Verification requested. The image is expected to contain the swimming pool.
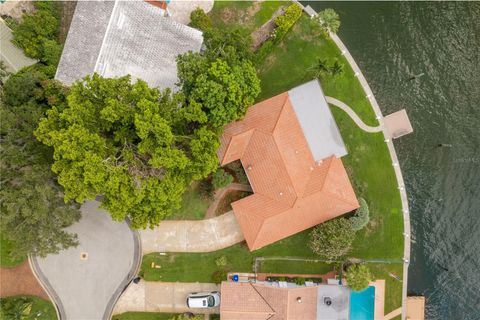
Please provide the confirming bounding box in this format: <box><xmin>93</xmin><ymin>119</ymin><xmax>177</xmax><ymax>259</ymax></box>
<box><xmin>349</xmin><ymin>286</ymin><xmax>375</xmax><ymax>320</ymax></box>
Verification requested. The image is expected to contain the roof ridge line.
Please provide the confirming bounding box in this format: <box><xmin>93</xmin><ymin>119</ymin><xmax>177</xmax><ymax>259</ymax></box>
<box><xmin>93</xmin><ymin>0</ymin><xmax>119</xmax><ymax>75</ymax></box>
<box><xmin>249</xmin><ymin>283</ymin><xmax>276</xmax><ymax>315</ymax></box>
<box><xmin>302</xmin><ymin>156</ymin><xmax>334</xmax><ymax>198</ymax></box>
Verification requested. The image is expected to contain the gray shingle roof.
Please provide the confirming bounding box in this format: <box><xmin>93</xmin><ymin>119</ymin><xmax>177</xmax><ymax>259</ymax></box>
<box><xmin>289</xmin><ymin>80</ymin><xmax>348</xmax><ymax>160</ymax></box>
<box><xmin>55</xmin><ymin>0</ymin><xmax>203</xmax><ymax>90</ymax></box>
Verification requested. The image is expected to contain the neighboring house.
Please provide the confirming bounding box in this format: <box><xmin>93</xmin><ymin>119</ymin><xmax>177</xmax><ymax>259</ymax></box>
<box><xmin>0</xmin><ymin>19</ymin><xmax>37</xmax><ymax>72</ymax></box>
<box><xmin>55</xmin><ymin>0</ymin><xmax>203</xmax><ymax>89</ymax></box>
<box><xmin>218</xmin><ymin>80</ymin><xmax>359</xmax><ymax>251</ymax></box>
<box><xmin>220</xmin><ymin>281</ymin><xmax>350</xmax><ymax>320</ymax></box>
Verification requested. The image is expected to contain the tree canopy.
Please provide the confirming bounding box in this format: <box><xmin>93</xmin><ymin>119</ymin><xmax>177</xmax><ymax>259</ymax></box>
<box><xmin>345</xmin><ymin>264</ymin><xmax>373</xmax><ymax>292</ymax></box>
<box><xmin>309</xmin><ymin>218</ymin><xmax>355</xmax><ymax>261</ymax></box>
<box><xmin>349</xmin><ymin>197</ymin><xmax>370</xmax><ymax>231</ymax></box>
<box><xmin>313</xmin><ymin>8</ymin><xmax>341</xmax><ymax>35</ymax></box>
<box><xmin>176</xmin><ymin>52</ymin><xmax>260</xmax><ymax>128</ymax></box>
<box><xmin>35</xmin><ymin>74</ymin><xmax>221</xmax><ymax>228</ymax></box>
<box><xmin>0</xmin><ymin>68</ymin><xmax>80</xmax><ymax>259</ymax></box>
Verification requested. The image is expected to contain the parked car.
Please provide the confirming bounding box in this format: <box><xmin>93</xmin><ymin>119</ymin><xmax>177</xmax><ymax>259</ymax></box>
<box><xmin>186</xmin><ymin>291</ymin><xmax>221</xmax><ymax>308</ymax></box>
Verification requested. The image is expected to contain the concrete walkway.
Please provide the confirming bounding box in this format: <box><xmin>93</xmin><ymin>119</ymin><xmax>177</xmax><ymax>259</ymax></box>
<box><xmin>32</xmin><ymin>201</ymin><xmax>140</xmax><ymax>320</ymax></box>
<box><xmin>325</xmin><ymin>96</ymin><xmax>382</xmax><ymax>133</ymax></box>
<box><xmin>384</xmin><ymin>307</ymin><xmax>402</xmax><ymax>320</ymax></box>
<box><xmin>113</xmin><ymin>281</ymin><xmax>220</xmax><ymax>315</ymax></box>
<box><xmin>140</xmin><ymin>211</ymin><xmax>244</xmax><ymax>254</ymax></box>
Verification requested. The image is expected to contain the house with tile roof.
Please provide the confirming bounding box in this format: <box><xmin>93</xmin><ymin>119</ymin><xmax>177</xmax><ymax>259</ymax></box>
<box><xmin>55</xmin><ymin>0</ymin><xmax>203</xmax><ymax>89</ymax></box>
<box><xmin>220</xmin><ymin>281</ymin><xmax>351</xmax><ymax>320</ymax></box>
<box><xmin>218</xmin><ymin>80</ymin><xmax>359</xmax><ymax>251</ymax></box>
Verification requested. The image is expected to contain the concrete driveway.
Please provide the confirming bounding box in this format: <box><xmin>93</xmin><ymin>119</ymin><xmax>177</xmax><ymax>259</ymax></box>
<box><xmin>113</xmin><ymin>281</ymin><xmax>220</xmax><ymax>315</ymax></box>
<box><xmin>140</xmin><ymin>211</ymin><xmax>244</xmax><ymax>254</ymax></box>
<box><xmin>33</xmin><ymin>201</ymin><xmax>140</xmax><ymax>320</ymax></box>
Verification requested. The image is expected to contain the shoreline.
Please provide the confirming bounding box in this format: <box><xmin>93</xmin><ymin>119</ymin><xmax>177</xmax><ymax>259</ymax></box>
<box><xmin>293</xmin><ymin>1</ymin><xmax>411</xmax><ymax>319</ymax></box>
<box><xmin>331</xmin><ymin>32</ymin><xmax>411</xmax><ymax>320</ymax></box>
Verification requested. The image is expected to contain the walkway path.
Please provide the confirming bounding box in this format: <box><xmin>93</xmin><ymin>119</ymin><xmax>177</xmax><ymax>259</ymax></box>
<box><xmin>205</xmin><ymin>183</ymin><xmax>252</xmax><ymax>219</ymax></box>
<box><xmin>31</xmin><ymin>201</ymin><xmax>141</xmax><ymax>320</ymax></box>
<box><xmin>113</xmin><ymin>281</ymin><xmax>220</xmax><ymax>315</ymax></box>
<box><xmin>325</xmin><ymin>96</ymin><xmax>382</xmax><ymax>133</ymax></box>
<box><xmin>384</xmin><ymin>307</ymin><xmax>402</xmax><ymax>320</ymax></box>
<box><xmin>140</xmin><ymin>210</ymin><xmax>244</xmax><ymax>254</ymax></box>
<box><xmin>0</xmin><ymin>260</ymin><xmax>49</xmax><ymax>300</ymax></box>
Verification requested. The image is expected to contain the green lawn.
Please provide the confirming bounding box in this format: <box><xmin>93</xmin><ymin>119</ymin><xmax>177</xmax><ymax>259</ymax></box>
<box><xmin>0</xmin><ymin>236</ymin><xmax>26</xmax><ymax>267</ymax></box>
<box><xmin>209</xmin><ymin>0</ymin><xmax>287</xmax><ymax>33</ymax></box>
<box><xmin>0</xmin><ymin>296</ymin><xmax>56</xmax><ymax>320</ymax></box>
<box><xmin>112</xmin><ymin>312</ymin><xmax>176</xmax><ymax>320</ymax></box>
<box><xmin>166</xmin><ymin>182</ymin><xmax>211</xmax><ymax>220</ymax></box>
<box><xmin>141</xmin><ymin>2</ymin><xmax>404</xmax><ymax>314</ymax></box>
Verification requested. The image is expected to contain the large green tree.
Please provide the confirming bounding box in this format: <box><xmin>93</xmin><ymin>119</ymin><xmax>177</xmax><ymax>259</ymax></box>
<box><xmin>35</xmin><ymin>74</ymin><xmax>220</xmax><ymax>228</ymax></box>
<box><xmin>176</xmin><ymin>47</ymin><xmax>260</xmax><ymax>128</ymax></box>
<box><xmin>345</xmin><ymin>264</ymin><xmax>373</xmax><ymax>292</ymax></box>
<box><xmin>309</xmin><ymin>217</ymin><xmax>356</xmax><ymax>261</ymax></box>
<box><xmin>0</xmin><ymin>68</ymin><xmax>80</xmax><ymax>259</ymax></box>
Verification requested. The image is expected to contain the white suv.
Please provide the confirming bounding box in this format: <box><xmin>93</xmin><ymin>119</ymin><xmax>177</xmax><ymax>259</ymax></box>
<box><xmin>186</xmin><ymin>291</ymin><xmax>221</xmax><ymax>308</ymax></box>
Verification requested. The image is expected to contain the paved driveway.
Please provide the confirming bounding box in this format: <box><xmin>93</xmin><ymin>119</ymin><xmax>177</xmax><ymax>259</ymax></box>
<box><xmin>140</xmin><ymin>211</ymin><xmax>244</xmax><ymax>254</ymax></box>
<box><xmin>113</xmin><ymin>281</ymin><xmax>220</xmax><ymax>315</ymax></box>
<box><xmin>33</xmin><ymin>201</ymin><xmax>139</xmax><ymax>320</ymax></box>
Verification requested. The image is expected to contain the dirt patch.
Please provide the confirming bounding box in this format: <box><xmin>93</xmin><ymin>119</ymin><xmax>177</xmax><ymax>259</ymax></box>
<box><xmin>215</xmin><ymin>190</ymin><xmax>251</xmax><ymax>216</ymax></box>
<box><xmin>0</xmin><ymin>260</ymin><xmax>49</xmax><ymax>300</ymax></box>
<box><xmin>0</xmin><ymin>1</ymin><xmax>35</xmax><ymax>20</ymax></box>
<box><xmin>59</xmin><ymin>1</ymin><xmax>77</xmax><ymax>44</ymax></box>
<box><xmin>251</xmin><ymin>6</ymin><xmax>285</xmax><ymax>50</ymax></box>
<box><xmin>220</xmin><ymin>7</ymin><xmax>237</xmax><ymax>25</ymax></box>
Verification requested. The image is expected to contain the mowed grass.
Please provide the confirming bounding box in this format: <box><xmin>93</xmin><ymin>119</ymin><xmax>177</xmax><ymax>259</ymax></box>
<box><xmin>166</xmin><ymin>182</ymin><xmax>211</xmax><ymax>220</ymax></box>
<box><xmin>112</xmin><ymin>312</ymin><xmax>177</xmax><ymax>320</ymax></box>
<box><xmin>0</xmin><ymin>236</ymin><xmax>26</xmax><ymax>267</ymax></box>
<box><xmin>0</xmin><ymin>296</ymin><xmax>57</xmax><ymax>320</ymax></box>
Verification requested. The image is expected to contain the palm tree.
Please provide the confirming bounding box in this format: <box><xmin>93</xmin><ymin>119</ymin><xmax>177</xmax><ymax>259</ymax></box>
<box><xmin>308</xmin><ymin>58</ymin><xmax>330</xmax><ymax>79</ymax></box>
<box><xmin>315</xmin><ymin>8</ymin><xmax>341</xmax><ymax>34</ymax></box>
<box><xmin>329</xmin><ymin>60</ymin><xmax>344</xmax><ymax>77</ymax></box>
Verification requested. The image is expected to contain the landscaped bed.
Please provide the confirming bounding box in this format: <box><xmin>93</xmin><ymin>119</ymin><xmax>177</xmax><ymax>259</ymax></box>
<box><xmin>0</xmin><ymin>295</ymin><xmax>56</xmax><ymax>320</ymax></box>
<box><xmin>140</xmin><ymin>0</ymin><xmax>404</xmax><ymax>315</ymax></box>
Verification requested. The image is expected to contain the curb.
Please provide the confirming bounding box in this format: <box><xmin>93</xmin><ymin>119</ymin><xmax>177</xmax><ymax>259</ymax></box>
<box><xmin>29</xmin><ymin>255</ymin><xmax>66</xmax><ymax>320</ymax></box>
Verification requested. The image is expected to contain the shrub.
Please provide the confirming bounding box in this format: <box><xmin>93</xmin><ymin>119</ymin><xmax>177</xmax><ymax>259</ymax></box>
<box><xmin>11</xmin><ymin>1</ymin><xmax>60</xmax><ymax>61</ymax></box>
<box><xmin>345</xmin><ymin>264</ymin><xmax>372</xmax><ymax>292</ymax></box>
<box><xmin>294</xmin><ymin>277</ymin><xmax>306</xmax><ymax>286</ymax></box>
<box><xmin>273</xmin><ymin>3</ymin><xmax>302</xmax><ymax>42</ymax></box>
<box><xmin>190</xmin><ymin>7</ymin><xmax>212</xmax><ymax>31</ymax></box>
<box><xmin>309</xmin><ymin>218</ymin><xmax>355</xmax><ymax>261</ymax></box>
<box><xmin>211</xmin><ymin>270</ymin><xmax>228</xmax><ymax>284</ymax></box>
<box><xmin>349</xmin><ymin>198</ymin><xmax>370</xmax><ymax>231</ymax></box>
<box><xmin>215</xmin><ymin>255</ymin><xmax>228</xmax><ymax>267</ymax></box>
<box><xmin>212</xmin><ymin>169</ymin><xmax>234</xmax><ymax>189</ymax></box>
<box><xmin>225</xmin><ymin>161</ymin><xmax>249</xmax><ymax>184</ymax></box>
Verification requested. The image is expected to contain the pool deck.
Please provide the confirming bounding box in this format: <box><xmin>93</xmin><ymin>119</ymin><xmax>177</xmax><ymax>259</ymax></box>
<box><xmin>370</xmin><ymin>280</ymin><xmax>386</xmax><ymax>320</ymax></box>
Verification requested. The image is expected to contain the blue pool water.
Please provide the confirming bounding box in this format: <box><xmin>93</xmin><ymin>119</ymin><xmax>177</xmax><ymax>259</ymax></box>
<box><xmin>349</xmin><ymin>286</ymin><xmax>375</xmax><ymax>320</ymax></box>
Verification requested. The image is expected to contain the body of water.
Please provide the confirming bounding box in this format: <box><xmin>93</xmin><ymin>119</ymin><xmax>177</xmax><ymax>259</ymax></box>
<box><xmin>305</xmin><ymin>2</ymin><xmax>480</xmax><ymax>319</ymax></box>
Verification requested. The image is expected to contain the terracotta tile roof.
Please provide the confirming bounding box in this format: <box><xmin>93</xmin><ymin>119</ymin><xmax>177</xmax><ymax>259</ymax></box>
<box><xmin>220</xmin><ymin>282</ymin><xmax>318</xmax><ymax>320</ymax></box>
<box><xmin>218</xmin><ymin>87</ymin><xmax>359</xmax><ymax>251</ymax></box>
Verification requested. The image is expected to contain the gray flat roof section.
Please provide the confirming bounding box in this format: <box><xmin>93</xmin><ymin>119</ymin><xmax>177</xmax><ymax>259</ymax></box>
<box><xmin>316</xmin><ymin>285</ymin><xmax>350</xmax><ymax>320</ymax></box>
<box><xmin>55</xmin><ymin>0</ymin><xmax>203</xmax><ymax>90</ymax></box>
<box><xmin>289</xmin><ymin>80</ymin><xmax>348</xmax><ymax>160</ymax></box>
